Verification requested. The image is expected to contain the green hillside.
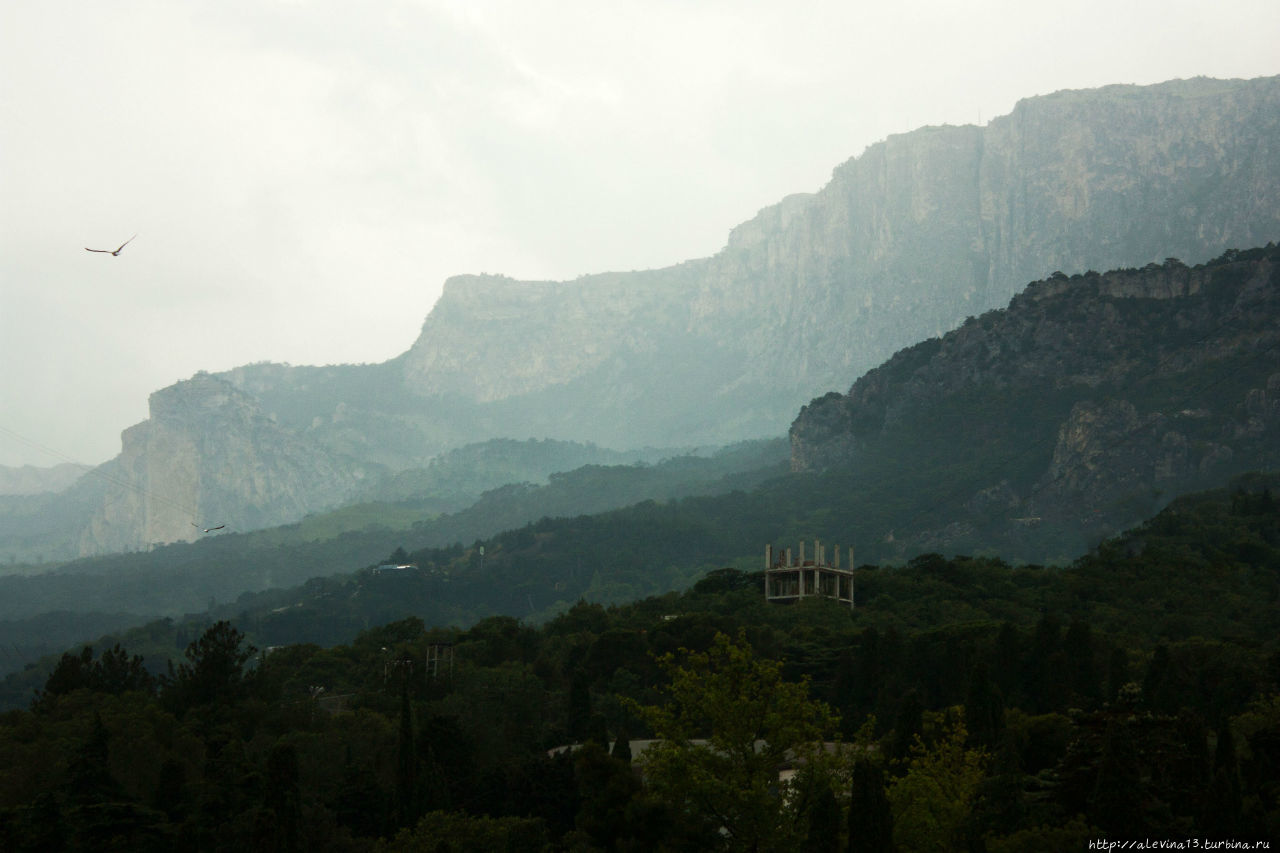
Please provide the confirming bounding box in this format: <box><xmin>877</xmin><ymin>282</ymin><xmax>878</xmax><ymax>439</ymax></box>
<box><xmin>1</xmin><ymin>473</ymin><xmax>1277</xmax><ymax>847</ymax></box>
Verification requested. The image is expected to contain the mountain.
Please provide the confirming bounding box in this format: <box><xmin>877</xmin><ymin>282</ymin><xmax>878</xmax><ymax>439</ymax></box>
<box><xmin>790</xmin><ymin>245</ymin><xmax>1280</xmax><ymax>557</ymax></box>
<box><xmin>17</xmin><ymin>74</ymin><xmax>1280</xmax><ymax>555</ymax></box>
<box><xmin>0</xmin><ymin>463</ymin><xmax>83</xmax><ymax>496</ymax></box>
<box><xmin>395</xmin><ymin>75</ymin><xmax>1280</xmax><ymax>442</ymax></box>
<box><xmin>0</xmin><ymin>438</ymin><xmax>788</xmax><ymax>676</ymax></box>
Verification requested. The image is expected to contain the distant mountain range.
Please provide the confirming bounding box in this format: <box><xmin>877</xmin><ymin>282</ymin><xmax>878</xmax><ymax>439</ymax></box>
<box><xmin>0</xmin><ymin>246</ymin><xmax>1276</xmax><ymax>685</ymax></box>
<box><xmin>0</xmin><ymin>464</ymin><xmax>83</xmax><ymax>496</ymax></box>
<box><xmin>6</xmin><ymin>74</ymin><xmax>1280</xmax><ymax>558</ymax></box>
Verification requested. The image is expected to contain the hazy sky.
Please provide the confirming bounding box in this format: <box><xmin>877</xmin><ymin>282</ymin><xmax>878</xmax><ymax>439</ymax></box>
<box><xmin>3</xmin><ymin>0</ymin><xmax>1279</xmax><ymax>468</ymax></box>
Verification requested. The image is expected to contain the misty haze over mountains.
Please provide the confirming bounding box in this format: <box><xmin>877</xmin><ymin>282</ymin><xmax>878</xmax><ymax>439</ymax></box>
<box><xmin>4</xmin><ymin>75</ymin><xmax>1280</xmax><ymax>561</ymax></box>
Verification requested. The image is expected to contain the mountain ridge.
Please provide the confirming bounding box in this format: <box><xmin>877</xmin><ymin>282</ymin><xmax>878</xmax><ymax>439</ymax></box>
<box><xmin>11</xmin><ymin>74</ymin><xmax>1280</xmax><ymax>556</ymax></box>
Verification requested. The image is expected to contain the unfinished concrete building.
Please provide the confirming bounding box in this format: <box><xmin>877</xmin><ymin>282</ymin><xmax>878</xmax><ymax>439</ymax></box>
<box><xmin>764</xmin><ymin>540</ymin><xmax>855</xmax><ymax>607</ymax></box>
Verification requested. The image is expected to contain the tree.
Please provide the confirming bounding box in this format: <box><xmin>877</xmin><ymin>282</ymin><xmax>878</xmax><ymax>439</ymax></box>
<box><xmin>573</xmin><ymin>741</ymin><xmax>640</xmax><ymax>850</ymax></box>
<box><xmin>965</xmin><ymin>661</ymin><xmax>1004</xmax><ymax>751</ymax></box>
<box><xmin>888</xmin><ymin>716</ymin><xmax>986</xmax><ymax>853</ymax></box>
<box><xmin>889</xmin><ymin>690</ymin><xmax>924</xmax><ymax>764</ymax></box>
<box><xmin>395</xmin><ymin>681</ymin><xmax>419</xmax><ymax>828</ymax></box>
<box><xmin>631</xmin><ymin>630</ymin><xmax>840</xmax><ymax>852</ymax></box>
<box><xmin>164</xmin><ymin>621</ymin><xmax>256</xmax><ymax>711</ymax></box>
<box><xmin>1088</xmin><ymin>719</ymin><xmax>1144</xmax><ymax>835</ymax></box>
<box><xmin>800</xmin><ymin>777</ymin><xmax>841</xmax><ymax>853</ymax></box>
<box><xmin>264</xmin><ymin>742</ymin><xmax>301</xmax><ymax>853</ymax></box>
<box><xmin>848</xmin><ymin>757</ymin><xmax>893</xmax><ymax>853</ymax></box>
<box><xmin>35</xmin><ymin>643</ymin><xmax>154</xmax><ymax>709</ymax></box>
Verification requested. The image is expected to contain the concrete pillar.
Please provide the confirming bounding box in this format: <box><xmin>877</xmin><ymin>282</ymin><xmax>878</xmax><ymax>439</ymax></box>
<box><xmin>765</xmin><ymin>543</ymin><xmax>772</xmax><ymax>569</ymax></box>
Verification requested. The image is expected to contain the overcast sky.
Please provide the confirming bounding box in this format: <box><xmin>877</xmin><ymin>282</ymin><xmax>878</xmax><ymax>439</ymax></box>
<box><xmin>3</xmin><ymin>0</ymin><xmax>1279</xmax><ymax>468</ymax></box>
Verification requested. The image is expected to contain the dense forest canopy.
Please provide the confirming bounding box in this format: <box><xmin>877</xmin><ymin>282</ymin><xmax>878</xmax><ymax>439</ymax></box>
<box><xmin>1</xmin><ymin>473</ymin><xmax>1278</xmax><ymax>848</ymax></box>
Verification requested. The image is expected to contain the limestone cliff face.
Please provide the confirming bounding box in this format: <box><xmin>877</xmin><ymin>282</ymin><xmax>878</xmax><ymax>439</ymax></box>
<box><xmin>79</xmin><ymin>374</ymin><xmax>370</xmax><ymax>554</ymax></box>
<box><xmin>50</xmin><ymin>75</ymin><xmax>1280</xmax><ymax>557</ymax></box>
<box><xmin>399</xmin><ymin>76</ymin><xmax>1280</xmax><ymax>449</ymax></box>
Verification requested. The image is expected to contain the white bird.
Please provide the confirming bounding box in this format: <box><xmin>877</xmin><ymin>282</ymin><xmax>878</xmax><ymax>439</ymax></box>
<box><xmin>85</xmin><ymin>234</ymin><xmax>136</xmax><ymax>256</ymax></box>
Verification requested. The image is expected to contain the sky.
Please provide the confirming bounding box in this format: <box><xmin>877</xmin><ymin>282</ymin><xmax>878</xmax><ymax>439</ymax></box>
<box><xmin>2</xmin><ymin>0</ymin><xmax>1279</xmax><ymax>468</ymax></box>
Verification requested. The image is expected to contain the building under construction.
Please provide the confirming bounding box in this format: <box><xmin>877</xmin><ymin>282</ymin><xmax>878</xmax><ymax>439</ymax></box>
<box><xmin>764</xmin><ymin>540</ymin><xmax>855</xmax><ymax>607</ymax></box>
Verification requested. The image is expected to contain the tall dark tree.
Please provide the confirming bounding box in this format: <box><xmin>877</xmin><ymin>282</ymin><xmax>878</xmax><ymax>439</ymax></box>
<box><xmin>1202</xmin><ymin>721</ymin><xmax>1243</xmax><ymax>835</ymax></box>
<box><xmin>64</xmin><ymin>711</ymin><xmax>118</xmax><ymax>806</ymax></box>
<box><xmin>396</xmin><ymin>681</ymin><xmax>420</xmax><ymax>828</ymax></box>
<box><xmin>567</xmin><ymin>674</ymin><xmax>592</xmax><ymax>741</ymax></box>
<box><xmin>1142</xmin><ymin>644</ymin><xmax>1175</xmax><ymax>713</ymax></box>
<box><xmin>152</xmin><ymin>757</ymin><xmax>187</xmax><ymax>822</ymax></box>
<box><xmin>965</xmin><ymin>661</ymin><xmax>1004</xmax><ymax>750</ymax></box>
<box><xmin>803</xmin><ymin>781</ymin><xmax>841</xmax><ymax>853</ymax></box>
<box><xmin>165</xmin><ymin>621</ymin><xmax>256</xmax><ymax>711</ymax></box>
<box><xmin>991</xmin><ymin>622</ymin><xmax>1022</xmax><ymax>701</ymax></box>
<box><xmin>611</xmin><ymin>724</ymin><xmax>632</xmax><ymax>764</ymax></box>
<box><xmin>573</xmin><ymin>742</ymin><xmax>640</xmax><ymax>850</ymax></box>
<box><xmin>848</xmin><ymin>758</ymin><xmax>892</xmax><ymax>853</ymax></box>
<box><xmin>95</xmin><ymin>643</ymin><xmax>155</xmax><ymax>695</ymax></box>
<box><xmin>1089</xmin><ymin>720</ymin><xmax>1144</xmax><ymax>835</ymax></box>
<box><xmin>1105</xmin><ymin>646</ymin><xmax>1130</xmax><ymax>703</ymax></box>
<box><xmin>264</xmin><ymin>742</ymin><xmax>301</xmax><ymax>853</ymax></box>
<box><xmin>1025</xmin><ymin>612</ymin><xmax>1065</xmax><ymax>712</ymax></box>
<box><xmin>889</xmin><ymin>690</ymin><xmax>924</xmax><ymax>765</ymax></box>
<box><xmin>36</xmin><ymin>645</ymin><xmax>95</xmax><ymax>705</ymax></box>
<box><xmin>1063</xmin><ymin>619</ymin><xmax>1100</xmax><ymax>706</ymax></box>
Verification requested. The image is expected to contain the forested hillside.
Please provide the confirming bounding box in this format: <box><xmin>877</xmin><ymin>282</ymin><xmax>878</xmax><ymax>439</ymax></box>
<box><xmin>1</xmin><ymin>474</ymin><xmax>1276</xmax><ymax>848</ymax></box>
<box><xmin>0</xmin><ymin>440</ymin><xmax>787</xmax><ymax>677</ymax></box>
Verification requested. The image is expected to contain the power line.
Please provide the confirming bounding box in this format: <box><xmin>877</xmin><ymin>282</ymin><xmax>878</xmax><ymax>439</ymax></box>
<box><xmin>0</xmin><ymin>422</ymin><xmax>205</xmax><ymax>523</ymax></box>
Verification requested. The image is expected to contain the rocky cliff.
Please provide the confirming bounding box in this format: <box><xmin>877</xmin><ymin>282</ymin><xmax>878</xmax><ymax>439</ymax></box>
<box><xmin>43</xmin><ymin>75</ymin><xmax>1280</xmax><ymax>556</ymax></box>
<box><xmin>78</xmin><ymin>374</ymin><xmax>373</xmax><ymax>554</ymax></box>
<box><xmin>398</xmin><ymin>76</ymin><xmax>1280</xmax><ymax>448</ymax></box>
<box><xmin>789</xmin><ymin>246</ymin><xmax>1280</xmax><ymax>556</ymax></box>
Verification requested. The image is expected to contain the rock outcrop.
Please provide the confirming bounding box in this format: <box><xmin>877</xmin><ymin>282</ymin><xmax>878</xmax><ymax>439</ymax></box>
<box><xmin>78</xmin><ymin>374</ymin><xmax>371</xmax><ymax>553</ymax></box>
<box><xmin>789</xmin><ymin>247</ymin><xmax>1280</xmax><ymax>554</ymax></box>
<box><xmin>398</xmin><ymin>76</ymin><xmax>1280</xmax><ymax>448</ymax></box>
<box><xmin>28</xmin><ymin>75</ymin><xmax>1280</xmax><ymax>557</ymax></box>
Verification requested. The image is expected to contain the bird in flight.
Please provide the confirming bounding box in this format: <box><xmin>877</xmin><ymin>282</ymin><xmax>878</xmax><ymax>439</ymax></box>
<box><xmin>85</xmin><ymin>234</ymin><xmax>137</xmax><ymax>256</ymax></box>
<box><xmin>191</xmin><ymin>522</ymin><xmax>226</xmax><ymax>533</ymax></box>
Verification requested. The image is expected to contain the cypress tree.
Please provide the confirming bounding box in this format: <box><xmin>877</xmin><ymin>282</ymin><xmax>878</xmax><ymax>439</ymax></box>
<box><xmin>848</xmin><ymin>758</ymin><xmax>892</xmax><ymax>853</ymax></box>
<box><xmin>964</xmin><ymin>661</ymin><xmax>1004</xmax><ymax>750</ymax></box>
<box><xmin>889</xmin><ymin>690</ymin><xmax>923</xmax><ymax>765</ymax></box>
<box><xmin>265</xmin><ymin>742</ymin><xmax>301</xmax><ymax>853</ymax></box>
<box><xmin>1089</xmin><ymin>720</ymin><xmax>1144</xmax><ymax>835</ymax></box>
<box><xmin>1202</xmin><ymin>722</ymin><xmax>1242</xmax><ymax>835</ymax></box>
<box><xmin>395</xmin><ymin>681</ymin><xmax>419</xmax><ymax>828</ymax></box>
<box><xmin>611</xmin><ymin>724</ymin><xmax>632</xmax><ymax>763</ymax></box>
<box><xmin>804</xmin><ymin>783</ymin><xmax>841</xmax><ymax>853</ymax></box>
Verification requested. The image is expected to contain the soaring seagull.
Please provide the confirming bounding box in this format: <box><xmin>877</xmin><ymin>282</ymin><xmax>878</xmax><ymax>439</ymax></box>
<box><xmin>191</xmin><ymin>522</ymin><xmax>226</xmax><ymax>533</ymax></box>
<box><xmin>85</xmin><ymin>234</ymin><xmax>136</xmax><ymax>256</ymax></box>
